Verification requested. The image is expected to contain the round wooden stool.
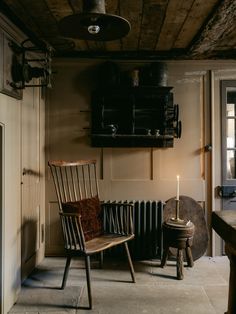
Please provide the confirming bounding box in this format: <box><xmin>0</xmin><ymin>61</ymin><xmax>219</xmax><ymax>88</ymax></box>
<box><xmin>164</xmin><ymin>196</ymin><xmax>208</xmax><ymax>261</ymax></box>
<box><xmin>161</xmin><ymin>220</ymin><xmax>195</xmax><ymax>280</ymax></box>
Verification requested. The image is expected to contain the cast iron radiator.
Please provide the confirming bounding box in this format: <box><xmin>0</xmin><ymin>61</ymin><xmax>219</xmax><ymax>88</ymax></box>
<box><xmin>103</xmin><ymin>200</ymin><xmax>164</xmax><ymax>260</ymax></box>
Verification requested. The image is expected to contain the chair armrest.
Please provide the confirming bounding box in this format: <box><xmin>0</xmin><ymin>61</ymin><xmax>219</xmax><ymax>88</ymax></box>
<box><xmin>59</xmin><ymin>212</ymin><xmax>86</xmax><ymax>252</ymax></box>
<box><xmin>101</xmin><ymin>202</ymin><xmax>134</xmax><ymax>235</ymax></box>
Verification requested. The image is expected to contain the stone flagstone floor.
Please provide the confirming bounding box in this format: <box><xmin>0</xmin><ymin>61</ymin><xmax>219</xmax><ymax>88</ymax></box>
<box><xmin>9</xmin><ymin>255</ymin><xmax>229</xmax><ymax>314</ymax></box>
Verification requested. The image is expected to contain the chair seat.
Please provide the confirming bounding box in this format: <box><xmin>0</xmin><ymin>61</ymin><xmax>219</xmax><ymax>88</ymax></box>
<box><xmin>85</xmin><ymin>233</ymin><xmax>135</xmax><ymax>254</ymax></box>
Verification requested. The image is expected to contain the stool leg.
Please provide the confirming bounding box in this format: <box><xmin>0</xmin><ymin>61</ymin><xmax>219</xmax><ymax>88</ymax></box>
<box><xmin>177</xmin><ymin>249</ymin><xmax>184</xmax><ymax>280</ymax></box>
<box><xmin>185</xmin><ymin>246</ymin><xmax>194</xmax><ymax>267</ymax></box>
<box><xmin>161</xmin><ymin>246</ymin><xmax>169</xmax><ymax>268</ymax></box>
<box><xmin>99</xmin><ymin>251</ymin><xmax>104</xmax><ymax>269</ymax></box>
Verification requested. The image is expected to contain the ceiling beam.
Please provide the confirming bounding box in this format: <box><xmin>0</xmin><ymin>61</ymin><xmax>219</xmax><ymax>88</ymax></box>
<box><xmin>188</xmin><ymin>0</ymin><xmax>236</xmax><ymax>58</ymax></box>
<box><xmin>54</xmin><ymin>48</ymin><xmax>236</xmax><ymax>60</ymax></box>
<box><xmin>54</xmin><ymin>49</ymin><xmax>188</xmax><ymax>60</ymax></box>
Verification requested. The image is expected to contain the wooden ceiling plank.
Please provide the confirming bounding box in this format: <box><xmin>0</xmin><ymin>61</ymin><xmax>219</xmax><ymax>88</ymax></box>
<box><xmin>104</xmin><ymin>0</ymin><xmax>121</xmax><ymax>51</ymax></box>
<box><xmin>174</xmin><ymin>0</ymin><xmax>219</xmax><ymax>49</ymax></box>
<box><xmin>189</xmin><ymin>0</ymin><xmax>236</xmax><ymax>57</ymax></box>
<box><xmin>4</xmin><ymin>0</ymin><xmax>236</xmax><ymax>58</ymax></box>
<box><xmin>139</xmin><ymin>0</ymin><xmax>169</xmax><ymax>50</ymax></box>
<box><xmin>119</xmin><ymin>0</ymin><xmax>143</xmax><ymax>50</ymax></box>
<box><xmin>12</xmin><ymin>0</ymin><xmax>86</xmax><ymax>52</ymax></box>
<box><xmin>44</xmin><ymin>0</ymin><xmax>87</xmax><ymax>50</ymax></box>
<box><xmin>68</xmin><ymin>0</ymin><xmax>82</xmax><ymax>13</ymax></box>
<box><xmin>44</xmin><ymin>0</ymin><xmax>73</xmax><ymax>21</ymax></box>
<box><xmin>156</xmin><ymin>0</ymin><xmax>195</xmax><ymax>51</ymax></box>
<box><xmin>3</xmin><ymin>0</ymin><xmax>43</xmax><ymax>37</ymax></box>
<box><xmin>105</xmin><ymin>0</ymin><xmax>119</xmax><ymax>14</ymax></box>
<box><xmin>15</xmin><ymin>0</ymin><xmax>59</xmax><ymax>37</ymax></box>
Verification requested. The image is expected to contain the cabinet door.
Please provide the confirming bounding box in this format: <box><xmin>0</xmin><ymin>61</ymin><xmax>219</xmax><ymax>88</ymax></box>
<box><xmin>134</xmin><ymin>93</ymin><xmax>167</xmax><ymax>133</ymax></box>
<box><xmin>92</xmin><ymin>92</ymin><xmax>134</xmax><ymax>134</ymax></box>
<box><xmin>21</xmin><ymin>86</ymin><xmax>43</xmax><ymax>280</ymax></box>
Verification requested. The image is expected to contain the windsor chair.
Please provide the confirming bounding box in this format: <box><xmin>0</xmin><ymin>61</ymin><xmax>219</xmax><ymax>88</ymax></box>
<box><xmin>48</xmin><ymin>159</ymin><xmax>135</xmax><ymax>309</ymax></box>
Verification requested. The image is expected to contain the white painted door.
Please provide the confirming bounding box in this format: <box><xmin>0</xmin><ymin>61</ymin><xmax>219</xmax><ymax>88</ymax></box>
<box><xmin>21</xmin><ymin>86</ymin><xmax>42</xmax><ymax>280</ymax></box>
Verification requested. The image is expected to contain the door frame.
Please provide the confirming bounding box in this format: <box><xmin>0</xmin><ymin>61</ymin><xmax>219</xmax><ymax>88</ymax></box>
<box><xmin>0</xmin><ymin>124</ymin><xmax>4</xmax><ymax>314</ymax></box>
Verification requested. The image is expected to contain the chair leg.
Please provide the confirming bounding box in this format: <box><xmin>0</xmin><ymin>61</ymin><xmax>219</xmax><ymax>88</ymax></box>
<box><xmin>61</xmin><ymin>256</ymin><xmax>71</xmax><ymax>289</ymax></box>
<box><xmin>124</xmin><ymin>242</ymin><xmax>136</xmax><ymax>283</ymax></box>
<box><xmin>84</xmin><ymin>255</ymin><xmax>92</xmax><ymax>309</ymax></box>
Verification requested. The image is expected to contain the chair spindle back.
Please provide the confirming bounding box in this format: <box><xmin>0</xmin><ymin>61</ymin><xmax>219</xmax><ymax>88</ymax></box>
<box><xmin>60</xmin><ymin>213</ymin><xmax>85</xmax><ymax>251</ymax></box>
<box><xmin>48</xmin><ymin>160</ymin><xmax>99</xmax><ymax>211</ymax></box>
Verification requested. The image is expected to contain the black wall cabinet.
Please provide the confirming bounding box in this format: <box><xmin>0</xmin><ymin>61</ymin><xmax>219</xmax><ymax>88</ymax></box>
<box><xmin>91</xmin><ymin>86</ymin><xmax>181</xmax><ymax>147</ymax></box>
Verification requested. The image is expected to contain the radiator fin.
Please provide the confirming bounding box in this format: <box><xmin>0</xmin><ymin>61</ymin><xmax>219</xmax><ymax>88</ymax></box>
<box><xmin>103</xmin><ymin>200</ymin><xmax>163</xmax><ymax>260</ymax></box>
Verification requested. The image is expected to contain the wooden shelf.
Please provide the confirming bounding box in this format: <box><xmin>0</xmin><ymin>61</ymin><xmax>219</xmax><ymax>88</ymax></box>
<box><xmin>91</xmin><ymin>86</ymin><xmax>180</xmax><ymax>147</ymax></box>
<box><xmin>92</xmin><ymin>134</ymin><xmax>173</xmax><ymax>139</ymax></box>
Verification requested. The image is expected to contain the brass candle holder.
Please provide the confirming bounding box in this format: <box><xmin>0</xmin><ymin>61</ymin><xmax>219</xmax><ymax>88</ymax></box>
<box><xmin>171</xmin><ymin>199</ymin><xmax>184</xmax><ymax>224</ymax></box>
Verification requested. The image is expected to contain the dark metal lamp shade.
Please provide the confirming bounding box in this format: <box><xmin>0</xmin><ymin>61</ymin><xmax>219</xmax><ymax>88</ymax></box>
<box><xmin>58</xmin><ymin>0</ymin><xmax>131</xmax><ymax>41</ymax></box>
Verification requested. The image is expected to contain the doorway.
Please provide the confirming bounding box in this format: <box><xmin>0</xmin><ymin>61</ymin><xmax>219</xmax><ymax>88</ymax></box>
<box><xmin>220</xmin><ymin>80</ymin><xmax>236</xmax><ymax>210</ymax></box>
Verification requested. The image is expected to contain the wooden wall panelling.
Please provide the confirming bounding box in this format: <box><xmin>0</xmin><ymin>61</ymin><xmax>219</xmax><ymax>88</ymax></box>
<box><xmin>45</xmin><ymin>60</ymin><xmax>236</xmax><ymax>255</ymax></box>
<box><xmin>158</xmin><ymin>65</ymin><xmax>207</xmax><ymax>201</ymax></box>
<box><xmin>110</xmin><ymin>148</ymin><xmax>152</xmax><ymax>181</ymax></box>
<box><xmin>46</xmin><ymin>201</ymin><xmax>64</xmax><ymax>256</ymax></box>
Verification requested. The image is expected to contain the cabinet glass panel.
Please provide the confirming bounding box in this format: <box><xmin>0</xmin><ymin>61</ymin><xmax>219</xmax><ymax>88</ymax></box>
<box><xmin>227</xmin><ymin>102</ymin><xmax>235</xmax><ymax>117</ymax></box>
<box><xmin>227</xmin><ymin>150</ymin><xmax>236</xmax><ymax>179</ymax></box>
<box><xmin>226</xmin><ymin>89</ymin><xmax>236</xmax><ymax>179</ymax></box>
<box><xmin>222</xmin><ymin>82</ymin><xmax>236</xmax><ymax>181</ymax></box>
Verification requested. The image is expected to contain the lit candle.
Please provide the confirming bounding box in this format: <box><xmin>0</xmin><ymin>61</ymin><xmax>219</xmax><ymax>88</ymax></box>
<box><xmin>176</xmin><ymin>175</ymin><xmax>180</xmax><ymax>201</ymax></box>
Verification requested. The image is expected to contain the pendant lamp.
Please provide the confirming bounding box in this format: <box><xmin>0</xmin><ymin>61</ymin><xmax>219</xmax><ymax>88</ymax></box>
<box><xmin>58</xmin><ymin>0</ymin><xmax>131</xmax><ymax>41</ymax></box>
